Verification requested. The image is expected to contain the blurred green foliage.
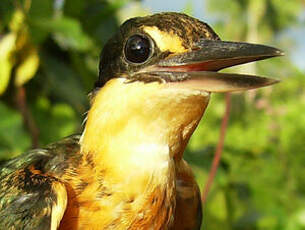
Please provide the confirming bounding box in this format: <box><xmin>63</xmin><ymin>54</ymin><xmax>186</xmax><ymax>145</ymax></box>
<box><xmin>0</xmin><ymin>0</ymin><xmax>126</xmax><ymax>155</ymax></box>
<box><xmin>0</xmin><ymin>0</ymin><xmax>304</xmax><ymax>229</ymax></box>
<box><xmin>187</xmin><ymin>1</ymin><xmax>305</xmax><ymax>229</ymax></box>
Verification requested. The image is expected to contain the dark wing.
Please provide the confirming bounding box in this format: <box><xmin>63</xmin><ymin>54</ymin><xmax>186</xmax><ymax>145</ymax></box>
<box><xmin>0</xmin><ymin>135</ymin><xmax>81</xmax><ymax>230</ymax></box>
<box><xmin>0</xmin><ymin>164</ymin><xmax>67</xmax><ymax>229</ymax></box>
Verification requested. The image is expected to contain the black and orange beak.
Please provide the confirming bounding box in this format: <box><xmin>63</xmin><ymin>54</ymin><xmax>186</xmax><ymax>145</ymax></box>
<box><xmin>143</xmin><ymin>40</ymin><xmax>284</xmax><ymax>92</ymax></box>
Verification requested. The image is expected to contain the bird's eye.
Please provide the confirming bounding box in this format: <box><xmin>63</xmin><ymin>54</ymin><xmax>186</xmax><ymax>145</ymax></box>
<box><xmin>124</xmin><ymin>34</ymin><xmax>152</xmax><ymax>64</ymax></box>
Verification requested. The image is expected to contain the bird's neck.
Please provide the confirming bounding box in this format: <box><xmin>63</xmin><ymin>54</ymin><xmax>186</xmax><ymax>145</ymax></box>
<box><xmin>81</xmin><ymin>78</ymin><xmax>209</xmax><ymax>174</ymax></box>
<box><xmin>77</xmin><ymin>78</ymin><xmax>209</xmax><ymax>226</ymax></box>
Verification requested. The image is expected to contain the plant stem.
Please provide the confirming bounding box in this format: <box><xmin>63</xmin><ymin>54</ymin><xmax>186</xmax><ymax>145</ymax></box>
<box><xmin>16</xmin><ymin>86</ymin><xmax>39</xmax><ymax>148</ymax></box>
<box><xmin>202</xmin><ymin>93</ymin><xmax>231</xmax><ymax>204</ymax></box>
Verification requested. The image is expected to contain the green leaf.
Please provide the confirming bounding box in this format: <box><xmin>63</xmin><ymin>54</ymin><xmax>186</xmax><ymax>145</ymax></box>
<box><xmin>28</xmin><ymin>0</ymin><xmax>53</xmax><ymax>19</ymax></box>
<box><xmin>0</xmin><ymin>0</ymin><xmax>14</xmax><ymax>31</ymax></box>
<box><xmin>41</xmin><ymin>54</ymin><xmax>88</xmax><ymax>113</ymax></box>
<box><xmin>182</xmin><ymin>1</ymin><xmax>194</xmax><ymax>16</ymax></box>
<box><xmin>32</xmin><ymin>16</ymin><xmax>93</xmax><ymax>51</ymax></box>
<box><xmin>31</xmin><ymin>97</ymin><xmax>79</xmax><ymax>145</ymax></box>
<box><xmin>0</xmin><ymin>102</ymin><xmax>30</xmax><ymax>160</ymax></box>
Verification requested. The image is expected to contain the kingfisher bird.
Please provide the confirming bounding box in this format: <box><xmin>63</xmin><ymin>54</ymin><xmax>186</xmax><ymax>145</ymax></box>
<box><xmin>0</xmin><ymin>12</ymin><xmax>283</xmax><ymax>230</ymax></box>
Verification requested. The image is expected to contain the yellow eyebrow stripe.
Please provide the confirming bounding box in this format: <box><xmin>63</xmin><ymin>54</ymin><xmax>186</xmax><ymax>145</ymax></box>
<box><xmin>142</xmin><ymin>26</ymin><xmax>187</xmax><ymax>53</ymax></box>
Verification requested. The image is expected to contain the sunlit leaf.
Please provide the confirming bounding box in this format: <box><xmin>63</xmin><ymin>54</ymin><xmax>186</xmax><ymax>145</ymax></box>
<box><xmin>9</xmin><ymin>9</ymin><xmax>24</xmax><ymax>32</ymax></box>
<box><xmin>15</xmin><ymin>46</ymin><xmax>40</xmax><ymax>87</ymax></box>
<box><xmin>0</xmin><ymin>33</ymin><xmax>16</xmax><ymax>95</ymax></box>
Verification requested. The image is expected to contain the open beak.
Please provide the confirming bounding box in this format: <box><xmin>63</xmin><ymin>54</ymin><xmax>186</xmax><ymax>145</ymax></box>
<box><xmin>142</xmin><ymin>39</ymin><xmax>284</xmax><ymax>92</ymax></box>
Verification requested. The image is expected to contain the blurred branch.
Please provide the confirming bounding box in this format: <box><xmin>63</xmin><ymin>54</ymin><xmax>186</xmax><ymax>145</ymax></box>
<box><xmin>15</xmin><ymin>86</ymin><xmax>39</xmax><ymax>148</ymax></box>
<box><xmin>202</xmin><ymin>93</ymin><xmax>231</xmax><ymax>204</ymax></box>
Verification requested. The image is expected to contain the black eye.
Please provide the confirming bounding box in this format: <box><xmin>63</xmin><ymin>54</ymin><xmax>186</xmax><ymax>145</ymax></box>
<box><xmin>124</xmin><ymin>34</ymin><xmax>152</xmax><ymax>64</ymax></box>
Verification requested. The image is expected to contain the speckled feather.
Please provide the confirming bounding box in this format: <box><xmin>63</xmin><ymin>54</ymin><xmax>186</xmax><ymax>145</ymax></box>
<box><xmin>0</xmin><ymin>135</ymin><xmax>80</xmax><ymax>229</ymax></box>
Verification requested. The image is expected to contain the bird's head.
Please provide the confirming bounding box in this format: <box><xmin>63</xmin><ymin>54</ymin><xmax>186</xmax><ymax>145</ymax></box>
<box><xmin>82</xmin><ymin>12</ymin><xmax>283</xmax><ymax>161</ymax></box>
<box><xmin>96</xmin><ymin>12</ymin><xmax>282</xmax><ymax>91</ymax></box>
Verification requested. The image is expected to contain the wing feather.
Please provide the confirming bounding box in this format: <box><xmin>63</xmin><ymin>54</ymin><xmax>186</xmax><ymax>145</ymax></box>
<box><xmin>0</xmin><ymin>165</ymin><xmax>67</xmax><ymax>230</ymax></box>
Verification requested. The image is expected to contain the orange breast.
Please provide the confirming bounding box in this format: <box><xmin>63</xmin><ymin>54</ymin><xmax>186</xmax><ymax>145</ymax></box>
<box><xmin>57</xmin><ymin>161</ymin><xmax>176</xmax><ymax>230</ymax></box>
<box><xmin>58</xmin><ymin>185</ymin><xmax>176</xmax><ymax>230</ymax></box>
